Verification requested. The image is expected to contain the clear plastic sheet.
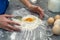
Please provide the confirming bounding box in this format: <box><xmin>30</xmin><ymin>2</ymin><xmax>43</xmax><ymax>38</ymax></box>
<box><xmin>9</xmin><ymin>8</ymin><xmax>53</xmax><ymax>40</ymax></box>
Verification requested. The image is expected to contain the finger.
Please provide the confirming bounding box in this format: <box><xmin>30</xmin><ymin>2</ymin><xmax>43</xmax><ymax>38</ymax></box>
<box><xmin>38</xmin><ymin>8</ymin><xmax>44</xmax><ymax>18</ymax></box>
<box><xmin>37</xmin><ymin>7</ymin><xmax>44</xmax><ymax>12</ymax></box>
<box><xmin>40</xmin><ymin>11</ymin><xmax>44</xmax><ymax>17</ymax></box>
<box><xmin>3</xmin><ymin>27</ymin><xmax>13</xmax><ymax>32</ymax></box>
<box><xmin>39</xmin><ymin>13</ymin><xmax>44</xmax><ymax>19</ymax></box>
<box><xmin>39</xmin><ymin>14</ymin><xmax>42</xmax><ymax>19</ymax></box>
<box><xmin>7</xmin><ymin>25</ymin><xmax>20</xmax><ymax>31</ymax></box>
<box><xmin>7</xmin><ymin>21</ymin><xmax>20</xmax><ymax>26</ymax></box>
<box><xmin>3</xmin><ymin>15</ymin><xmax>14</xmax><ymax>18</ymax></box>
<box><xmin>38</xmin><ymin>9</ymin><xmax>44</xmax><ymax>19</ymax></box>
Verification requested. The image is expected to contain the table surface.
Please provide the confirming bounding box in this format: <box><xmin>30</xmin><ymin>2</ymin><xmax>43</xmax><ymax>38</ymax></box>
<box><xmin>0</xmin><ymin>0</ymin><xmax>60</xmax><ymax>40</ymax></box>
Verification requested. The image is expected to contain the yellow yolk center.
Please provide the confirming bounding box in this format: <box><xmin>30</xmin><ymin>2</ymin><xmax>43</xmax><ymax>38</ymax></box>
<box><xmin>24</xmin><ymin>18</ymin><xmax>35</xmax><ymax>22</ymax></box>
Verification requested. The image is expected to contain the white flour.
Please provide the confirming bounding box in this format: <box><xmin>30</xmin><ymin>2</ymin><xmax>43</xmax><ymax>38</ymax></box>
<box><xmin>12</xmin><ymin>15</ymin><xmax>42</xmax><ymax>31</ymax></box>
<box><xmin>30</xmin><ymin>0</ymin><xmax>37</xmax><ymax>3</ymax></box>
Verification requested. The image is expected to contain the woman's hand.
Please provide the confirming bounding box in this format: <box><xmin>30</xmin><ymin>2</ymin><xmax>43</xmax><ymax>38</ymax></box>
<box><xmin>29</xmin><ymin>5</ymin><xmax>44</xmax><ymax>19</ymax></box>
<box><xmin>20</xmin><ymin>0</ymin><xmax>44</xmax><ymax>19</ymax></box>
<box><xmin>0</xmin><ymin>14</ymin><xmax>20</xmax><ymax>32</ymax></box>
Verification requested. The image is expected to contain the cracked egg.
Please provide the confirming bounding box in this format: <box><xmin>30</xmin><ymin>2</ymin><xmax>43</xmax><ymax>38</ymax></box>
<box><xmin>22</xmin><ymin>16</ymin><xmax>36</xmax><ymax>23</ymax></box>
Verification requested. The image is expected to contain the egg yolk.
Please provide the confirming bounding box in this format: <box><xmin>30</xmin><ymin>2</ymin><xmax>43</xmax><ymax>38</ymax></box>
<box><xmin>24</xmin><ymin>18</ymin><xmax>35</xmax><ymax>22</ymax></box>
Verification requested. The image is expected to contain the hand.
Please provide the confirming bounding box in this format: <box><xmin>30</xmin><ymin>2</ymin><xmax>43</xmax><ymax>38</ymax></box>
<box><xmin>0</xmin><ymin>14</ymin><xmax>20</xmax><ymax>32</ymax></box>
<box><xmin>29</xmin><ymin>5</ymin><xmax>44</xmax><ymax>19</ymax></box>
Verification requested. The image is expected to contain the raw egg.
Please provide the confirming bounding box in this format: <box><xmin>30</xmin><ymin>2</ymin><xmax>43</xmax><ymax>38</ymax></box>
<box><xmin>23</xmin><ymin>17</ymin><xmax>35</xmax><ymax>22</ymax></box>
<box><xmin>20</xmin><ymin>15</ymin><xmax>42</xmax><ymax>30</ymax></box>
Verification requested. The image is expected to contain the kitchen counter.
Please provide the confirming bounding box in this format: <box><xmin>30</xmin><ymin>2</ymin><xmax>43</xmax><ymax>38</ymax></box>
<box><xmin>0</xmin><ymin>0</ymin><xmax>60</xmax><ymax>40</ymax></box>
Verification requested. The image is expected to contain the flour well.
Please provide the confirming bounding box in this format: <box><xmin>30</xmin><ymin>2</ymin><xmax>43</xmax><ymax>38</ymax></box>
<box><xmin>12</xmin><ymin>15</ymin><xmax>42</xmax><ymax>31</ymax></box>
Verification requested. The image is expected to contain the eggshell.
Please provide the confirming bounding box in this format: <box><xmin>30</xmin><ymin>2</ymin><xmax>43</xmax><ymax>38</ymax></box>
<box><xmin>54</xmin><ymin>19</ymin><xmax>60</xmax><ymax>25</ymax></box>
<box><xmin>52</xmin><ymin>25</ymin><xmax>60</xmax><ymax>35</ymax></box>
<box><xmin>55</xmin><ymin>15</ymin><xmax>60</xmax><ymax>20</ymax></box>
<box><xmin>47</xmin><ymin>17</ymin><xmax>54</xmax><ymax>25</ymax></box>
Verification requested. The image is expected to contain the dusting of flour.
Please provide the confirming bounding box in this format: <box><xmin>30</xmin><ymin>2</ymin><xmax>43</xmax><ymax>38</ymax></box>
<box><xmin>12</xmin><ymin>15</ymin><xmax>42</xmax><ymax>31</ymax></box>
